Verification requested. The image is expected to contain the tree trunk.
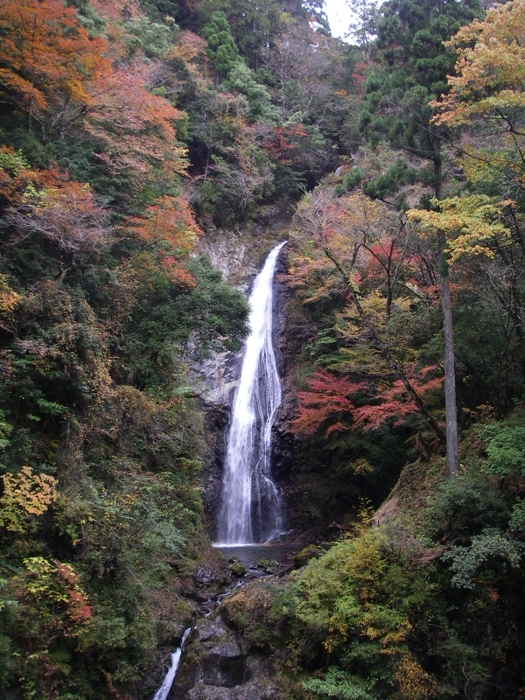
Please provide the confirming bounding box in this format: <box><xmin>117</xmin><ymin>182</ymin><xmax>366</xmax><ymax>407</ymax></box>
<box><xmin>434</xmin><ymin>151</ymin><xmax>460</xmax><ymax>476</ymax></box>
<box><xmin>438</xmin><ymin>231</ymin><xmax>459</xmax><ymax>476</ymax></box>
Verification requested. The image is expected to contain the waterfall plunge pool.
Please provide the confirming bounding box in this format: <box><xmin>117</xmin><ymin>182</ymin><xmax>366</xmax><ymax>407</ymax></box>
<box><xmin>214</xmin><ymin>543</ymin><xmax>297</xmax><ymax>571</ymax></box>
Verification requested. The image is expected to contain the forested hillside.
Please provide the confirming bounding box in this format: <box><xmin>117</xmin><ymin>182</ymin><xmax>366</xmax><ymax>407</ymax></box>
<box><xmin>1</xmin><ymin>0</ymin><xmax>525</xmax><ymax>698</ymax></box>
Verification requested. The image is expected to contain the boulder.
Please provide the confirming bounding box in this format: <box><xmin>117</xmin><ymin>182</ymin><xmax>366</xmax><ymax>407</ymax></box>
<box><xmin>170</xmin><ymin>614</ymin><xmax>281</xmax><ymax>699</ymax></box>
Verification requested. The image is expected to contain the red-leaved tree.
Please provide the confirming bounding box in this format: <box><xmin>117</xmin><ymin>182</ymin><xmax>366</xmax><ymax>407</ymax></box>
<box><xmin>290</xmin><ymin>370</ymin><xmax>366</xmax><ymax>437</ymax></box>
<box><xmin>291</xmin><ymin>366</ymin><xmax>444</xmax><ymax>438</ymax></box>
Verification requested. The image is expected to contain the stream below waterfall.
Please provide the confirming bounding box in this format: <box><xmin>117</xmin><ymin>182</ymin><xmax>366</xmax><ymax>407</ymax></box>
<box><xmin>152</xmin><ymin>543</ymin><xmax>299</xmax><ymax>699</ymax></box>
<box><xmin>153</xmin><ymin>243</ymin><xmax>292</xmax><ymax>699</ymax></box>
<box><xmin>153</xmin><ymin>628</ymin><xmax>191</xmax><ymax>700</ymax></box>
<box><xmin>165</xmin><ymin>542</ymin><xmax>300</xmax><ymax>700</ymax></box>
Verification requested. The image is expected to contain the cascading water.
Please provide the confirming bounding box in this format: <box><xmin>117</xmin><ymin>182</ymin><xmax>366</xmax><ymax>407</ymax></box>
<box><xmin>152</xmin><ymin>627</ymin><xmax>191</xmax><ymax>700</ymax></box>
<box><xmin>217</xmin><ymin>242</ymin><xmax>287</xmax><ymax>545</ymax></box>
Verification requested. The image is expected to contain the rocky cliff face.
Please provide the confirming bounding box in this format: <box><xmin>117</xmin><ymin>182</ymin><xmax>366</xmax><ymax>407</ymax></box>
<box><xmin>269</xmin><ymin>249</ymin><xmax>294</xmax><ymax>495</ymax></box>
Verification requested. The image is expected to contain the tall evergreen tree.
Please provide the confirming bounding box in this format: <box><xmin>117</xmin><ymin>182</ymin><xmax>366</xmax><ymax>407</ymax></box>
<box><xmin>359</xmin><ymin>0</ymin><xmax>483</xmax><ymax>476</ymax></box>
<box><xmin>360</xmin><ymin>0</ymin><xmax>482</xmax><ymax>196</ymax></box>
<box><xmin>226</xmin><ymin>0</ymin><xmax>281</xmax><ymax>69</ymax></box>
<box><xmin>202</xmin><ymin>10</ymin><xmax>241</xmax><ymax>78</ymax></box>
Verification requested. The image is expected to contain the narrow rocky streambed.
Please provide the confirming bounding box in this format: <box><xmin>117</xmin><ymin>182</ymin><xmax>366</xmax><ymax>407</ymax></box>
<box><xmin>155</xmin><ymin>545</ymin><xmax>299</xmax><ymax>700</ymax></box>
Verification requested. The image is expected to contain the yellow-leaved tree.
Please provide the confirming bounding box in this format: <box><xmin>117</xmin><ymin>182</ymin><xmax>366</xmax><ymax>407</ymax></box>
<box><xmin>0</xmin><ymin>466</ymin><xmax>57</xmax><ymax>534</ymax></box>
<box><xmin>408</xmin><ymin>0</ymin><xmax>525</xmax><ymax>471</ymax></box>
<box><xmin>408</xmin><ymin>0</ymin><xmax>525</xmax><ymax>429</ymax></box>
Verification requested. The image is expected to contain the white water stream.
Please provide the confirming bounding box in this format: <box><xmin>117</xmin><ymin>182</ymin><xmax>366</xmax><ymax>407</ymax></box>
<box><xmin>217</xmin><ymin>242</ymin><xmax>287</xmax><ymax>545</ymax></box>
<box><xmin>152</xmin><ymin>627</ymin><xmax>191</xmax><ymax>700</ymax></box>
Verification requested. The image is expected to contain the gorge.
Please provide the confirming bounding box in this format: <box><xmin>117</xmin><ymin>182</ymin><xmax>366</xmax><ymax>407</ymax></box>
<box><xmin>2</xmin><ymin>0</ymin><xmax>525</xmax><ymax>699</ymax></box>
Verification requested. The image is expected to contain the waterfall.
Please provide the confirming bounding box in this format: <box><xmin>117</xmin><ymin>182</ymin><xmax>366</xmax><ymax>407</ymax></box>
<box><xmin>152</xmin><ymin>627</ymin><xmax>191</xmax><ymax>700</ymax></box>
<box><xmin>217</xmin><ymin>242</ymin><xmax>287</xmax><ymax>545</ymax></box>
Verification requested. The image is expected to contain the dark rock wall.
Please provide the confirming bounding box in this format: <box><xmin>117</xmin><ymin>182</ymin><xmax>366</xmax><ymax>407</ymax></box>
<box><xmin>169</xmin><ymin>615</ymin><xmax>282</xmax><ymax>699</ymax></box>
<box><xmin>270</xmin><ymin>247</ymin><xmax>295</xmax><ymax>510</ymax></box>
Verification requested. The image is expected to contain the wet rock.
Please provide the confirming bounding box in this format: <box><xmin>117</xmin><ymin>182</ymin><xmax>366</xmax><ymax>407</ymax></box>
<box><xmin>230</xmin><ymin>562</ymin><xmax>246</xmax><ymax>577</ymax></box>
<box><xmin>194</xmin><ymin>565</ymin><xmax>216</xmax><ymax>586</ymax></box>
<box><xmin>170</xmin><ymin>614</ymin><xmax>283</xmax><ymax>699</ymax></box>
<box><xmin>270</xmin><ymin>249</ymin><xmax>295</xmax><ymax>492</ymax></box>
<box><xmin>179</xmin><ymin>549</ymin><xmax>231</xmax><ymax>602</ymax></box>
<box><xmin>294</xmin><ymin>544</ymin><xmax>323</xmax><ymax>568</ymax></box>
<box><xmin>257</xmin><ymin>559</ymin><xmax>279</xmax><ymax>574</ymax></box>
<box><xmin>186</xmin><ymin>687</ymin><xmax>234</xmax><ymax>700</ymax></box>
<box><xmin>192</xmin><ymin>619</ymin><xmax>229</xmax><ymax>643</ymax></box>
<box><xmin>185</xmin><ymin>679</ymin><xmax>280</xmax><ymax>700</ymax></box>
<box><xmin>188</xmin><ymin>350</ymin><xmax>240</xmax><ymax>408</ymax></box>
<box><xmin>170</xmin><ymin>617</ymin><xmax>248</xmax><ymax>697</ymax></box>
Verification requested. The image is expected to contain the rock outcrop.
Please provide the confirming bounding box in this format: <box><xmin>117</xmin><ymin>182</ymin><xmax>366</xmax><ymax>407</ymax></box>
<box><xmin>169</xmin><ymin>615</ymin><xmax>282</xmax><ymax>699</ymax></box>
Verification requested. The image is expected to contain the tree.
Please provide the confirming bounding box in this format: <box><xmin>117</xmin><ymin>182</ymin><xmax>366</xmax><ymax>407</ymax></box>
<box><xmin>0</xmin><ymin>0</ymin><xmax>108</xmax><ymax>135</ymax></box>
<box><xmin>85</xmin><ymin>62</ymin><xmax>188</xmax><ymax>195</ymax></box>
<box><xmin>127</xmin><ymin>194</ymin><xmax>200</xmax><ymax>285</ymax></box>
<box><xmin>411</xmin><ymin>0</ymin><xmax>525</xmax><ymax>416</ymax></box>
<box><xmin>409</xmin><ymin>196</ymin><xmax>511</xmax><ymax>264</ymax></box>
<box><xmin>360</xmin><ymin>0</ymin><xmax>482</xmax><ymax>185</ymax></box>
<box><xmin>225</xmin><ymin>61</ymin><xmax>281</xmax><ymax>123</ymax></box>
<box><xmin>0</xmin><ymin>2</ymin><xmax>256</xmax><ymax>697</ymax></box>
<box><xmin>432</xmin><ymin>0</ymin><xmax>525</xmax><ymax>137</ymax></box>
<box><xmin>0</xmin><ymin>466</ymin><xmax>57</xmax><ymax>534</ymax></box>
<box><xmin>264</xmin><ymin>20</ymin><xmax>348</xmax><ymax>126</ymax></box>
<box><xmin>290</xmin><ymin>370</ymin><xmax>365</xmax><ymax>437</ymax></box>
<box><xmin>5</xmin><ymin>168</ymin><xmax>109</xmax><ymax>253</ymax></box>
<box><xmin>359</xmin><ymin>0</ymin><xmax>483</xmax><ymax>475</ymax></box>
<box><xmin>291</xmin><ymin>187</ymin><xmax>447</xmax><ymax>445</ymax></box>
<box><xmin>187</xmin><ymin>88</ymin><xmax>273</xmax><ymax>221</ymax></box>
<box><xmin>291</xmin><ymin>365</ymin><xmax>443</xmax><ymax>437</ymax></box>
<box><xmin>430</xmin><ymin>0</ymin><xmax>525</xmax><ymax>214</ymax></box>
<box><xmin>0</xmin><ymin>0</ymin><xmax>190</xmax><ymax>206</ymax></box>
<box><xmin>347</xmin><ymin>0</ymin><xmax>379</xmax><ymax>63</ymax></box>
<box><xmin>202</xmin><ymin>11</ymin><xmax>241</xmax><ymax>79</ymax></box>
<box><xmin>226</xmin><ymin>0</ymin><xmax>281</xmax><ymax>69</ymax></box>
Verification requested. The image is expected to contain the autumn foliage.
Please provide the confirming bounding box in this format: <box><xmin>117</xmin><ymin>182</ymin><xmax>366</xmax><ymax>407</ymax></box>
<box><xmin>2</xmin><ymin>0</ymin><xmax>525</xmax><ymax>698</ymax></box>
<box><xmin>0</xmin><ymin>3</ymin><xmax>253</xmax><ymax>696</ymax></box>
<box><xmin>291</xmin><ymin>366</ymin><xmax>444</xmax><ymax>437</ymax></box>
<box><xmin>291</xmin><ymin>370</ymin><xmax>366</xmax><ymax>436</ymax></box>
<box><xmin>432</xmin><ymin>0</ymin><xmax>525</xmax><ymax>129</ymax></box>
<box><xmin>264</xmin><ymin>123</ymin><xmax>309</xmax><ymax>165</ymax></box>
<box><xmin>0</xmin><ymin>0</ymin><xmax>108</xmax><ymax>120</ymax></box>
<box><xmin>0</xmin><ymin>466</ymin><xmax>57</xmax><ymax>533</ymax></box>
<box><xmin>85</xmin><ymin>63</ymin><xmax>188</xmax><ymax>184</ymax></box>
<box><xmin>128</xmin><ymin>195</ymin><xmax>201</xmax><ymax>285</ymax></box>
<box><xmin>352</xmin><ymin>366</ymin><xmax>444</xmax><ymax>430</ymax></box>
